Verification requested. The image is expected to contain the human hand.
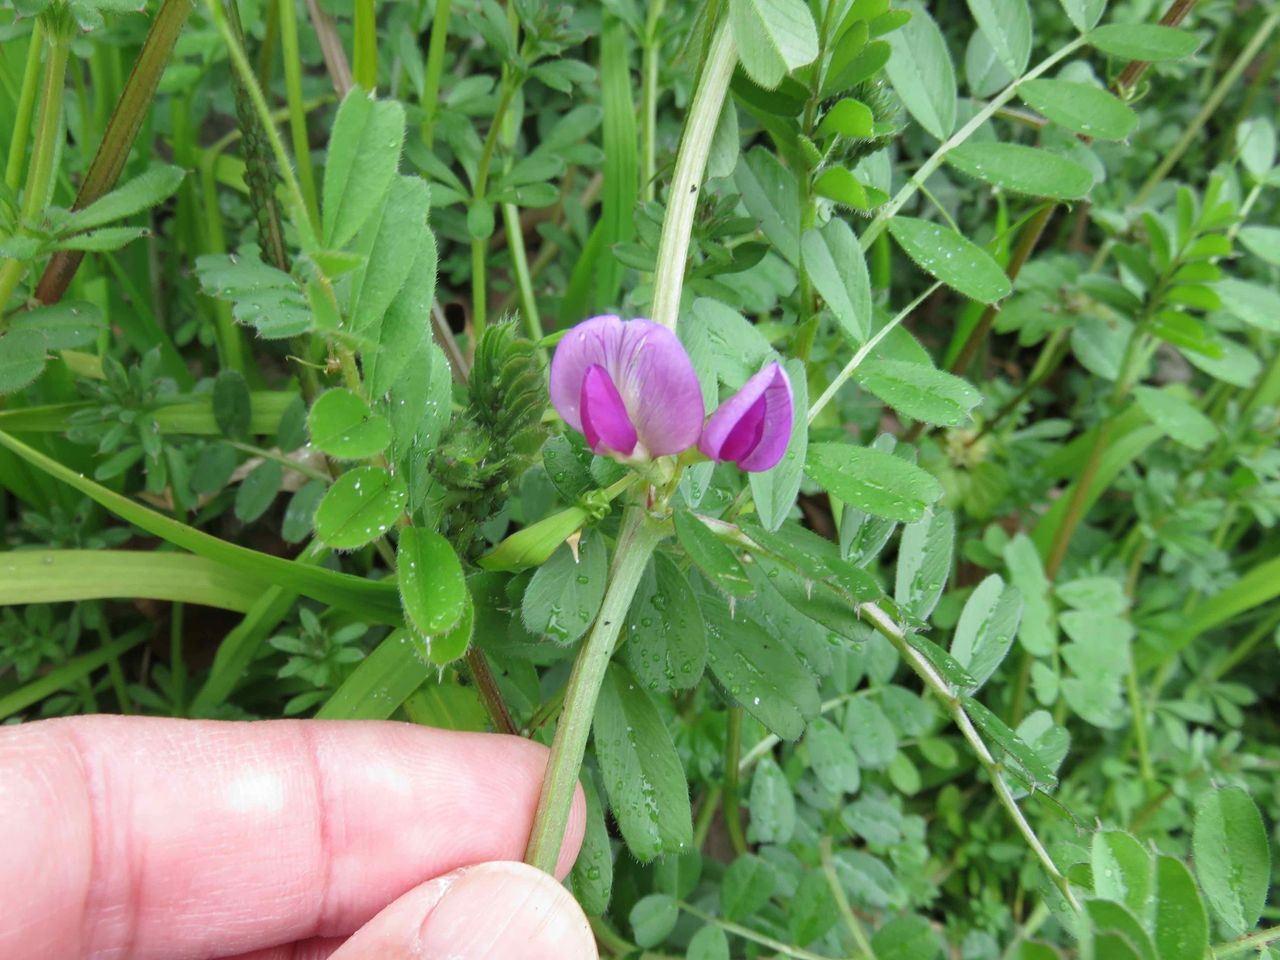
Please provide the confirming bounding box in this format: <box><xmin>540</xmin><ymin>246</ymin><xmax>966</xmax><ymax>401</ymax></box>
<box><xmin>0</xmin><ymin>716</ymin><xmax>595</xmax><ymax>960</ymax></box>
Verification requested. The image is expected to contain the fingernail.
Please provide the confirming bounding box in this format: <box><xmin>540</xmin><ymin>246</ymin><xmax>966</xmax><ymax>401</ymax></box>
<box><xmin>412</xmin><ymin>861</ymin><xmax>596</xmax><ymax>960</ymax></box>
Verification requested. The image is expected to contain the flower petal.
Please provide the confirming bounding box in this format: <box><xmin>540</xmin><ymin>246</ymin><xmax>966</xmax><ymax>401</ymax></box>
<box><xmin>549</xmin><ymin>315</ymin><xmax>703</xmax><ymax>458</ymax></box>
<box><xmin>699</xmin><ymin>362</ymin><xmax>794</xmax><ymax>472</ymax></box>
<box><xmin>580</xmin><ymin>364</ymin><xmax>638</xmax><ymax>456</ymax></box>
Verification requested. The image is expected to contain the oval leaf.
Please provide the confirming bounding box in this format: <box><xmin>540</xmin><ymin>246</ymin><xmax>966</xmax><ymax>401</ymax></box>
<box><xmin>397</xmin><ymin>526</ymin><xmax>467</xmax><ymax>638</ymax></box>
<box><xmin>309</xmin><ymin>388</ymin><xmax>393</xmax><ymax>459</ymax></box>
<box><xmin>806</xmin><ymin>442</ymin><xmax>944</xmax><ymax>522</ymax></box>
<box><xmin>313</xmin><ymin>465</ymin><xmax>408</xmax><ymax>549</ymax></box>
<box><xmin>947</xmin><ymin>142</ymin><xmax>1094</xmax><ymax>199</ymax></box>
<box><xmin>889</xmin><ymin>216</ymin><xmax>1012</xmax><ymax>303</ymax></box>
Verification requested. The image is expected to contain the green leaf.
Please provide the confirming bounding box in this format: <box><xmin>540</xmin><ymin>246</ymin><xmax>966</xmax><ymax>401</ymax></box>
<box><xmin>730</xmin><ymin>0</ymin><xmax>820</xmax><ymax>89</ymax></box>
<box><xmin>1018</xmin><ymin>78</ymin><xmax>1137</xmax><ymax>140</ymax></box>
<box><xmin>365</xmin><ymin>235</ymin><xmax>438</xmax><ymax>398</ymax></box>
<box><xmin>593</xmin><ymin>662</ymin><xmax>694</xmax><ymax>861</ymax></box>
<box><xmin>397</xmin><ymin>526</ymin><xmax>467</xmax><ymax>639</ymax></box>
<box><xmin>1132</xmin><ymin>386</ymin><xmax>1216</xmax><ymax>451</ymax></box>
<box><xmin>1088</xmin><ymin>24</ymin><xmax>1200</xmax><ymax>61</ymax></box>
<box><xmin>889</xmin><ymin>217</ymin><xmax>1011</xmax><ymax>303</ymax></box>
<box><xmin>814</xmin><ymin>166</ymin><xmax>875</xmax><ymax>210</ymax></box>
<box><xmin>322</xmin><ymin>89</ymin><xmax>407</xmax><ymax>248</ymax></box>
<box><xmin>6</xmin><ymin>301</ymin><xmax>105</xmax><ymax>349</ymax></box>
<box><xmin>802</xmin><ymin>218</ymin><xmax>872</xmax><ymax>344</ymax></box>
<box><xmin>1086</xmin><ymin>901</ymin><xmax>1157</xmax><ymax>960</ymax></box>
<box><xmin>624</xmin><ymin>552</ymin><xmax>707</xmax><ymax>692</ymax></box>
<box><xmin>521</xmin><ymin>531</ymin><xmax>608</xmax><ymax>644</ymax></box>
<box><xmin>1237</xmin><ymin>117</ymin><xmax>1276</xmax><ymax>178</ymax></box>
<box><xmin>597</xmin><ymin>13</ymin><xmax>640</xmax><ymax>306</ymax></box>
<box><xmin>350</xmin><ymin>175</ymin><xmax>431</xmax><ymax>335</ymax></box>
<box><xmin>1154</xmin><ymin>856</ymin><xmax>1209</xmax><ymax>960</ymax></box>
<box><xmin>1057</xmin><ymin>0</ymin><xmax>1106</xmax><ymax>32</ymax></box>
<box><xmin>806</xmin><ymin>716</ymin><xmax>862</xmax><ymax>794</ymax></box>
<box><xmin>751</xmin><ymin>358</ymin><xmax>809</xmax><ymax>532</ymax></box>
<box><xmin>735</xmin><ymin>147</ymin><xmax>801</xmax><ymax>265</ymax></box>
<box><xmin>722</xmin><ymin>854</ymin><xmax>777</xmax><ymax>921</ymax></box>
<box><xmin>806</xmin><ymin>442</ymin><xmax>944</xmax><ymax>522</ymax></box>
<box><xmin>817</xmin><ymin>98</ymin><xmax>875</xmax><ymax>139</ymax></box>
<box><xmin>0</xmin><ymin>329</ymin><xmax>48</xmax><ymax>395</ymax></box>
<box><xmin>688</xmin><ymin>925</ymin><xmax>731</xmax><ymax>960</ymax></box>
<box><xmin>0</xmin><ymin>629</ymin><xmax>148</xmax><ymax>722</ymax></box>
<box><xmin>282</xmin><ymin>481</ymin><xmax>325</xmax><ymax>543</ymax></box>
<box><xmin>702</xmin><ymin>590</ymin><xmax>820</xmax><ymax>739</ymax></box>
<box><xmin>1215</xmin><ymin>278</ymin><xmax>1280</xmax><ymax>333</ymax></box>
<box><xmin>961</xmin><ymin>695</ymin><xmax>1058</xmax><ymax>788</ymax></box>
<box><xmin>856</xmin><ymin>357</ymin><xmax>981</xmax><ymax>425</ymax></box>
<box><xmin>629</xmin><ymin>894</ymin><xmax>678</xmax><ymax>948</ymax></box>
<box><xmin>1092</xmin><ymin>831</ymin><xmax>1153</xmax><ymax>918</ymax></box>
<box><xmin>0</xmin><ymin>428</ymin><xmax>402</xmax><ymax>624</ymax></box>
<box><xmin>214</xmin><ymin>369</ymin><xmax>252</xmax><ymax>440</ymax></box>
<box><xmin>966</xmin><ymin>0</ymin><xmax>1032</xmax><ymax>74</ymax></box>
<box><xmin>570</xmin><ymin>778</ymin><xmax>613</xmax><ymax>915</ymax></box>
<box><xmin>674</xmin><ymin>509</ymin><xmax>753</xmax><ymax>597</ymax></box>
<box><xmin>0</xmin><ymin>550</ymin><xmax>266</xmax><ymax>612</ymax></box>
<box><xmin>872</xmin><ymin>915</ymin><xmax>941</xmax><ymax>960</ymax></box>
<box><xmin>1239</xmin><ymin>225</ymin><xmax>1280</xmax><ymax>265</ymax></box>
<box><xmin>313</xmin><ymin>466</ymin><xmax>408</xmax><ymax>550</ymax></box>
<box><xmin>63</xmin><ymin>164</ymin><xmax>185</xmax><ymax>233</ymax></box>
<box><xmin>748</xmin><ymin>756</ymin><xmax>796</xmax><ymax>843</ymax></box>
<box><xmin>951</xmin><ymin>574</ymin><xmax>1022</xmax><ymax>690</ymax></box>
<box><xmin>308</xmin><ymin>388</ymin><xmax>393</xmax><ymax>459</ymax></box>
<box><xmin>196</xmin><ymin>250</ymin><xmax>312</xmax><ymax>340</ymax></box>
<box><xmin>234</xmin><ymin>460</ymin><xmax>282</xmax><ymax>523</ymax></box>
<box><xmin>885</xmin><ymin>2</ymin><xmax>957</xmax><ymax>140</ymax></box>
<box><xmin>845</xmin><ymin>696</ymin><xmax>899</xmax><ymax>768</ymax></box>
<box><xmin>1192</xmin><ymin>787</ymin><xmax>1270</xmax><ymax>933</ymax></box>
<box><xmin>1003</xmin><ymin>533</ymin><xmax>1056</xmax><ymax>655</ymax></box>
<box><xmin>895</xmin><ymin>508</ymin><xmax>954</xmax><ymax>621</ymax></box>
<box><xmin>947</xmin><ymin>142</ymin><xmax>1094</xmax><ymax>199</ymax></box>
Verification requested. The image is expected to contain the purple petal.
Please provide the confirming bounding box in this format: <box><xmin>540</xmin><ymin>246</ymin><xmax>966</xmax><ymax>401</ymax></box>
<box><xmin>580</xmin><ymin>364</ymin><xmax>638</xmax><ymax>456</ymax></box>
<box><xmin>549</xmin><ymin>315</ymin><xmax>704</xmax><ymax>458</ymax></box>
<box><xmin>699</xmin><ymin>362</ymin><xmax>794</xmax><ymax>472</ymax></box>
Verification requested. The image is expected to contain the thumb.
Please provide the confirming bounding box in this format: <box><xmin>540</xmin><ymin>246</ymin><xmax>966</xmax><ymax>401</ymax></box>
<box><xmin>327</xmin><ymin>861</ymin><xmax>598</xmax><ymax>960</ymax></box>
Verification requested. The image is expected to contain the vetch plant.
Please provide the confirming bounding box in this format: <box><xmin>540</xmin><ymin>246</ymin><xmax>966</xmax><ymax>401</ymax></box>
<box><xmin>0</xmin><ymin>0</ymin><xmax>1277</xmax><ymax>957</ymax></box>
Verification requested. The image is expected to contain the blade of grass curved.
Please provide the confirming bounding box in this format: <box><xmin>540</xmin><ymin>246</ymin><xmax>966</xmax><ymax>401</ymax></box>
<box><xmin>0</xmin><ymin>392</ymin><xmax>295</xmax><ymax>435</ymax></box>
<box><xmin>316</xmin><ymin>630</ymin><xmax>431</xmax><ymax>720</ymax></box>
<box><xmin>0</xmin><ymin>428</ymin><xmax>403</xmax><ymax>624</ymax></box>
<box><xmin>0</xmin><ymin>550</ymin><xmax>263</xmax><ymax>611</ymax></box>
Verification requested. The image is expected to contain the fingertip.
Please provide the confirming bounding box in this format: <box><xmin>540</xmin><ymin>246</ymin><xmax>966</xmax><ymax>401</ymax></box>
<box><xmin>554</xmin><ymin>781</ymin><xmax>588</xmax><ymax>880</ymax></box>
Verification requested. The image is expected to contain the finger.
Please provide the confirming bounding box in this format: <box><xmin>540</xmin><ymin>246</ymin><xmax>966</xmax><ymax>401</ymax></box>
<box><xmin>0</xmin><ymin>716</ymin><xmax>585</xmax><ymax>960</ymax></box>
<box><xmin>328</xmin><ymin>861</ymin><xmax>597</xmax><ymax>960</ymax></box>
<box><xmin>222</xmin><ymin>939</ymin><xmax>343</xmax><ymax>960</ymax></box>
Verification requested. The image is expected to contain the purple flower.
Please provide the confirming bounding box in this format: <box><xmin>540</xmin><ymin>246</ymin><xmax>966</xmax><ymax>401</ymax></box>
<box><xmin>699</xmin><ymin>361</ymin><xmax>793</xmax><ymax>472</ymax></box>
<box><xmin>550</xmin><ymin>315</ymin><xmax>704</xmax><ymax>460</ymax></box>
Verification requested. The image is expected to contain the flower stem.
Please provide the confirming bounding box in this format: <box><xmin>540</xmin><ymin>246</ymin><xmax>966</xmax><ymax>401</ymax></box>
<box><xmin>0</xmin><ymin>23</ymin><xmax>70</xmax><ymax>317</ymax></box>
<box><xmin>524</xmin><ymin>506</ymin><xmax>666</xmax><ymax>873</ymax></box>
<box><xmin>650</xmin><ymin>15</ymin><xmax>736</xmax><ymax>331</ymax></box>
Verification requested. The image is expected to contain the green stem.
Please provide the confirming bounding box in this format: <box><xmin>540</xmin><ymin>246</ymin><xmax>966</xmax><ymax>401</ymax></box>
<box><xmin>99</xmin><ymin>620</ymin><xmax>134</xmax><ymax>714</ymax></box>
<box><xmin>692</xmin><ymin>785</ymin><xmax>722</xmax><ymax>850</ymax></box>
<box><xmin>723</xmin><ymin>705</ymin><xmax>749</xmax><ymax>856</ymax></box>
<box><xmin>501</xmin><ymin>201</ymin><xmax>546</xmax><ymax>347</ymax></box>
<box><xmin>0</xmin><ymin>24</ymin><xmax>70</xmax><ymax>316</ymax></box>
<box><xmin>650</xmin><ymin>16</ymin><xmax>736</xmax><ymax>330</ymax></box>
<box><xmin>1133</xmin><ymin>10</ymin><xmax>1280</xmax><ymax>207</ymax></box>
<box><xmin>227</xmin><ymin>440</ymin><xmax>331</xmax><ymax>483</ymax></box>
<box><xmin>808</xmin><ymin>282</ymin><xmax>941</xmax><ymax>424</ymax></box>
<box><xmin>5</xmin><ymin>19</ymin><xmax>44</xmax><ymax>193</ymax></box>
<box><xmin>279</xmin><ymin>0</ymin><xmax>322</xmax><ymax>228</ymax></box>
<box><xmin>678</xmin><ymin>900</ymin><xmax>841</xmax><ymax>960</ymax></box>
<box><xmin>420</xmin><ymin>0</ymin><xmax>452</xmax><ymax>147</ymax></box>
<box><xmin>859</xmin><ymin>601</ymin><xmax>1082</xmax><ymax>913</ymax></box>
<box><xmin>859</xmin><ymin>37</ymin><xmax>1087</xmax><ymax>253</ymax></box>
<box><xmin>820</xmin><ymin>836</ymin><xmax>876</xmax><ymax>959</ymax></box>
<box><xmin>171</xmin><ymin>602</ymin><xmax>187</xmax><ymax>716</ymax></box>
<box><xmin>1213</xmin><ymin>927</ymin><xmax>1280</xmax><ymax>959</ymax></box>
<box><xmin>1125</xmin><ymin>666</ymin><xmax>1155</xmax><ymax>787</ymax></box>
<box><xmin>469</xmin><ymin>80</ymin><xmax>519</xmax><ymax>339</ymax></box>
<box><xmin>639</xmin><ymin>0</ymin><xmax>665</xmax><ymax>204</ymax></box>
<box><xmin>353</xmin><ymin>0</ymin><xmax>377</xmax><ymax>89</ymax></box>
<box><xmin>524</xmin><ymin>507</ymin><xmax>666</xmax><ymax>873</ymax></box>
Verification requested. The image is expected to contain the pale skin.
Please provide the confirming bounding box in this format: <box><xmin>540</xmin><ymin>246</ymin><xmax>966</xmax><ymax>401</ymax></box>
<box><xmin>0</xmin><ymin>716</ymin><xmax>596</xmax><ymax>960</ymax></box>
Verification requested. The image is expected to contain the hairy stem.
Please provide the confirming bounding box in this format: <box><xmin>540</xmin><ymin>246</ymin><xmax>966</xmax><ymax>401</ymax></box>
<box><xmin>524</xmin><ymin>508</ymin><xmax>667</xmax><ymax>873</ymax></box>
<box><xmin>4</xmin><ymin>19</ymin><xmax>44</xmax><ymax>194</ymax></box>
<box><xmin>650</xmin><ymin>16</ymin><xmax>736</xmax><ymax>331</ymax></box>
